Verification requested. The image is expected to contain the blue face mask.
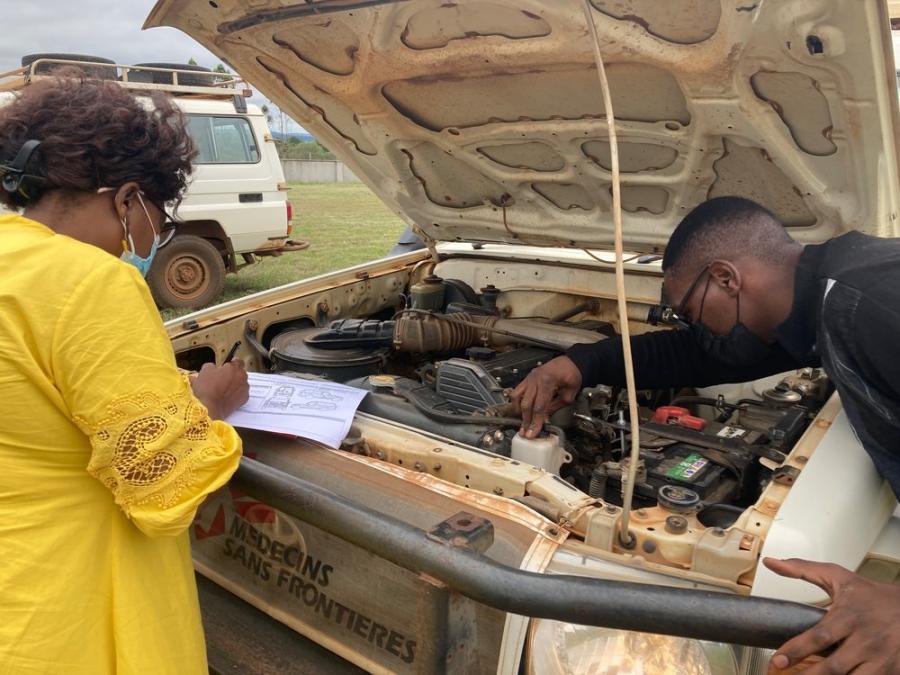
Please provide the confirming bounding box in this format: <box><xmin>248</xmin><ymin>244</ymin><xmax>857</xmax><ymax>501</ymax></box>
<box><xmin>116</xmin><ymin>192</ymin><xmax>160</xmax><ymax>277</ymax></box>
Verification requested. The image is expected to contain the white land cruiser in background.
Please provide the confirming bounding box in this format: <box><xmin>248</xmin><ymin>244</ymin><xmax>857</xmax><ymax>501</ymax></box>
<box><xmin>0</xmin><ymin>55</ymin><xmax>307</xmax><ymax>309</ymax></box>
<box><xmin>146</xmin><ymin>1</ymin><xmax>900</xmax><ymax>673</ymax></box>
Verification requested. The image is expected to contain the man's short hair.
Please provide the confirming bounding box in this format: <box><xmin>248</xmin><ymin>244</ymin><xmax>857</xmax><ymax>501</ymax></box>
<box><xmin>662</xmin><ymin>196</ymin><xmax>796</xmax><ymax>277</ymax></box>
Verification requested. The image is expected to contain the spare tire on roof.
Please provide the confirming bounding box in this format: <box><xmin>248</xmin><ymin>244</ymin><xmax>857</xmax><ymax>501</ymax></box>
<box><xmin>21</xmin><ymin>53</ymin><xmax>117</xmax><ymax>79</ymax></box>
<box><xmin>126</xmin><ymin>62</ymin><xmax>218</xmax><ymax>87</ymax></box>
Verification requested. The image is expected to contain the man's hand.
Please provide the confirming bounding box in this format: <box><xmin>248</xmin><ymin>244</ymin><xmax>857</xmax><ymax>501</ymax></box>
<box><xmin>510</xmin><ymin>355</ymin><xmax>582</xmax><ymax>438</ymax></box>
<box><xmin>190</xmin><ymin>359</ymin><xmax>250</xmax><ymax>421</ymax></box>
<box><xmin>765</xmin><ymin>557</ymin><xmax>900</xmax><ymax>674</ymax></box>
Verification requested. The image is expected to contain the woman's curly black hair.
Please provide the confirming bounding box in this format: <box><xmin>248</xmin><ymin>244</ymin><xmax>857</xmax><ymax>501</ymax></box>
<box><xmin>0</xmin><ymin>69</ymin><xmax>196</xmax><ymax>209</ymax></box>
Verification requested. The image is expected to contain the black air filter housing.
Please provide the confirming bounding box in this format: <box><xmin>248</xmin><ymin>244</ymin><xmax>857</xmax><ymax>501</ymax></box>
<box><xmin>435</xmin><ymin>346</ymin><xmax>555</xmax><ymax>413</ymax></box>
<box><xmin>270</xmin><ymin>327</ymin><xmax>387</xmax><ymax>382</ymax></box>
<box><xmin>435</xmin><ymin>359</ymin><xmax>506</xmax><ymax>414</ymax></box>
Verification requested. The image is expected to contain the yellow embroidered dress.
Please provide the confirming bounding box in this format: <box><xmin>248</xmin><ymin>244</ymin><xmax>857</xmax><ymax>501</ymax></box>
<box><xmin>0</xmin><ymin>214</ymin><xmax>242</xmax><ymax>674</ymax></box>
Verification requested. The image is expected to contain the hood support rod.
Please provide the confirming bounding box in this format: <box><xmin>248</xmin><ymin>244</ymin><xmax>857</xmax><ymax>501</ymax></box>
<box><xmin>581</xmin><ymin>1</ymin><xmax>642</xmax><ymax>547</ymax></box>
<box><xmin>232</xmin><ymin>457</ymin><xmax>824</xmax><ymax>649</ymax></box>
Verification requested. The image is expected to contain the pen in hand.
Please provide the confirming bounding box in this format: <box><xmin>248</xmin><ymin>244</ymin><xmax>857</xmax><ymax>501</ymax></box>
<box><xmin>224</xmin><ymin>340</ymin><xmax>241</xmax><ymax>364</ymax></box>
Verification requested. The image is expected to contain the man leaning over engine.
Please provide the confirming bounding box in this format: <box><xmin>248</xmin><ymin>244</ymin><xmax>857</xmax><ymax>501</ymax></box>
<box><xmin>513</xmin><ymin>196</ymin><xmax>900</xmax><ymax>674</ymax></box>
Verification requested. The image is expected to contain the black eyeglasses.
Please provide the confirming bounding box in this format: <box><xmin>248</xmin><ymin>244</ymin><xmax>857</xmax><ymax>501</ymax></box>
<box><xmin>146</xmin><ymin>198</ymin><xmax>180</xmax><ymax>248</ymax></box>
<box><xmin>647</xmin><ymin>265</ymin><xmax>711</xmax><ymax>329</ymax></box>
<box><xmin>675</xmin><ymin>265</ymin><xmax>712</xmax><ymax>318</ymax></box>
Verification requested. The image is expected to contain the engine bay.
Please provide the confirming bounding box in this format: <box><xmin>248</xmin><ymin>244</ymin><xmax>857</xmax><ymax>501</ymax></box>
<box><xmin>243</xmin><ymin>275</ymin><xmax>832</xmax><ymax>527</ymax></box>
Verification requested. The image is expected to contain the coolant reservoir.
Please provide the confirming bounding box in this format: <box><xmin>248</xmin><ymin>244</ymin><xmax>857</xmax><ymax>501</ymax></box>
<box><xmin>409</xmin><ymin>275</ymin><xmax>445</xmax><ymax>311</ymax></box>
<box><xmin>511</xmin><ymin>433</ymin><xmax>572</xmax><ymax>474</ymax></box>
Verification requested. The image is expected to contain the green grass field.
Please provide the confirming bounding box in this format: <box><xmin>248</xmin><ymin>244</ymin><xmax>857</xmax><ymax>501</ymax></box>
<box><xmin>162</xmin><ymin>183</ymin><xmax>406</xmax><ymax>320</ymax></box>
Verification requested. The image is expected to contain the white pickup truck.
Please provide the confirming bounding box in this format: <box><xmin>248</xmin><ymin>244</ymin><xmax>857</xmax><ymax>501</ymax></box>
<box><xmin>0</xmin><ymin>55</ymin><xmax>308</xmax><ymax>309</ymax></box>
<box><xmin>146</xmin><ymin>0</ymin><xmax>900</xmax><ymax>673</ymax></box>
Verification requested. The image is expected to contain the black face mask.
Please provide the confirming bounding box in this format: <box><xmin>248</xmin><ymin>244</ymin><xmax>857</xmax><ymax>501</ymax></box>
<box><xmin>680</xmin><ymin>267</ymin><xmax>773</xmax><ymax>367</ymax></box>
<box><xmin>690</xmin><ymin>315</ymin><xmax>772</xmax><ymax>366</ymax></box>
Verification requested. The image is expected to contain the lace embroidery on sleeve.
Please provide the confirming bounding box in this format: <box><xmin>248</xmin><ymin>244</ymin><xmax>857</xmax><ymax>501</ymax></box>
<box><xmin>75</xmin><ymin>376</ymin><xmax>219</xmax><ymax>510</ymax></box>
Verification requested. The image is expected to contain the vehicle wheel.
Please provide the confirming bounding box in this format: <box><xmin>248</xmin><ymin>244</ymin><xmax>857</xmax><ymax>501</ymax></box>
<box><xmin>128</xmin><ymin>62</ymin><xmax>217</xmax><ymax>87</ymax></box>
<box><xmin>21</xmin><ymin>53</ymin><xmax>117</xmax><ymax>79</ymax></box>
<box><xmin>147</xmin><ymin>235</ymin><xmax>226</xmax><ymax>310</ymax></box>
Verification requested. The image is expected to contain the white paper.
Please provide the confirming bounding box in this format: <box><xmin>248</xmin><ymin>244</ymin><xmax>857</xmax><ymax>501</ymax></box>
<box><xmin>226</xmin><ymin>372</ymin><xmax>368</xmax><ymax>448</ymax></box>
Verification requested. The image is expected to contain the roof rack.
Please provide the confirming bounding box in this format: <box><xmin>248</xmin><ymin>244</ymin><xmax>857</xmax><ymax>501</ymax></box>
<box><xmin>0</xmin><ymin>59</ymin><xmax>252</xmax><ymax>99</ymax></box>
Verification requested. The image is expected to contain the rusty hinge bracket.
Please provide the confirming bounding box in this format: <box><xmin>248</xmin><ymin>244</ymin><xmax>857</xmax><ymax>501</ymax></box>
<box><xmin>427</xmin><ymin>511</ymin><xmax>494</xmax><ymax>555</ymax></box>
<box><xmin>773</xmin><ymin>465</ymin><xmax>801</xmax><ymax>486</ymax></box>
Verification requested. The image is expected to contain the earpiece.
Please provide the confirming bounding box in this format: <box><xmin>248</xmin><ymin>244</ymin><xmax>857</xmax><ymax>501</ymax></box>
<box><xmin>0</xmin><ymin>140</ymin><xmax>48</xmax><ymax>199</ymax></box>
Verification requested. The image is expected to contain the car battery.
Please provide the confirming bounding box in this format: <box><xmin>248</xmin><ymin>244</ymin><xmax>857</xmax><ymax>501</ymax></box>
<box><xmin>645</xmin><ymin>444</ymin><xmax>739</xmax><ymax>502</ymax></box>
<box><xmin>597</xmin><ymin>442</ymin><xmax>745</xmax><ymax>508</ymax></box>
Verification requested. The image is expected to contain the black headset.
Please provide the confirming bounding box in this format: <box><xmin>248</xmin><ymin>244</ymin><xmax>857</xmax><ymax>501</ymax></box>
<box><xmin>0</xmin><ymin>140</ymin><xmax>49</xmax><ymax>200</ymax></box>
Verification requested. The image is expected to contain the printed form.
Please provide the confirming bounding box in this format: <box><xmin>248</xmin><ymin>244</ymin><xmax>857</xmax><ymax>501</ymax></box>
<box><xmin>226</xmin><ymin>372</ymin><xmax>368</xmax><ymax>448</ymax></box>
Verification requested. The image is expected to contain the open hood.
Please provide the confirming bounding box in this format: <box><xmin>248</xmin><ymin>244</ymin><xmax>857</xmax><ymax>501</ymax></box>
<box><xmin>146</xmin><ymin>0</ymin><xmax>900</xmax><ymax>251</ymax></box>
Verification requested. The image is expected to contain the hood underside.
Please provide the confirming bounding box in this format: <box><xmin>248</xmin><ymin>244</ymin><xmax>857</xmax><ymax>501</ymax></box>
<box><xmin>147</xmin><ymin>0</ymin><xmax>900</xmax><ymax>250</ymax></box>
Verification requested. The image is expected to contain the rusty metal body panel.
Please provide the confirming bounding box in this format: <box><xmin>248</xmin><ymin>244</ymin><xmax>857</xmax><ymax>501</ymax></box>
<box><xmin>192</xmin><ymin>432</ymin><xmax>564</xmax><ymax>673</ymax></box>
<box><xmin>197</xmin><ymin>573</ymin><xmax>365</xmax><ymax>675</ymax></box>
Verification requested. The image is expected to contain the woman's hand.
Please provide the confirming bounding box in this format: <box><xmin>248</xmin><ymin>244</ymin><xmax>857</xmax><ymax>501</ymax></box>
<box><xmin>190</xmin><ymin>360</ymin><xmax>250</xmax><ymax>420</ymax></box>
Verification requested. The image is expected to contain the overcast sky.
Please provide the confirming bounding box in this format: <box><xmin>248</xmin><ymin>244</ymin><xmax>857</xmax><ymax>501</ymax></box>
<box><xmin>1</xmin><ymin>2</ymin><xmax>221</xmax><ymax>76</ymax></box>
<box><xmin>2</xmin><ymin>1</ymin><xmax>306</xmax><ymax>133</ymax></box>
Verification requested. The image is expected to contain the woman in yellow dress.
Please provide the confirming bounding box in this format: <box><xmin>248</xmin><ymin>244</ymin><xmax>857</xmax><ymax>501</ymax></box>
<box><xmin>0</xmin><ymin>73</ymin><xmax>248</xmax><ymax>673</ymax></box>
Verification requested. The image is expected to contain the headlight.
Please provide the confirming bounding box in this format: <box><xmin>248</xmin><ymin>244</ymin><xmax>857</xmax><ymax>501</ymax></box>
<box><xmin>528</xmin><ymin>620</ymin><xmax>774</xmax><ymax>675</ymax></box>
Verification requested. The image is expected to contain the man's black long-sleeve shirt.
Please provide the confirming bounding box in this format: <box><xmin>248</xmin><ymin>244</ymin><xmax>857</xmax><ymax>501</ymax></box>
<box><xmin>566</xmin><ymin>232</ymin><xmax>900</xmax><ymax>497</ymax></box>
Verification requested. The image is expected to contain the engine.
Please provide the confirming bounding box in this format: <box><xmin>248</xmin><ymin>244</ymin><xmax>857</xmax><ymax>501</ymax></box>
<box><xmin>255</xmin><ymin>276</ymin><xmax>831</xmax><ymax>518</ymax></box>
